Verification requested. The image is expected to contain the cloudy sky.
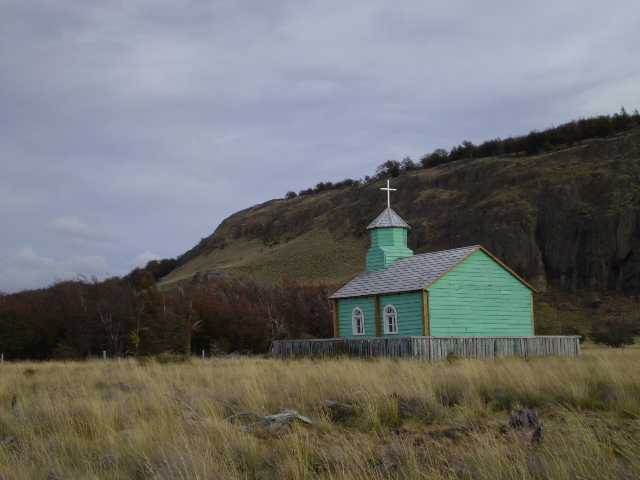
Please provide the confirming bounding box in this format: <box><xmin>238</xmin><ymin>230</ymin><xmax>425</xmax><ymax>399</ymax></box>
<box><xmin>1</xmin><ymin>1</ymin><xmax>638</xmax><ymax>293</ymax></box>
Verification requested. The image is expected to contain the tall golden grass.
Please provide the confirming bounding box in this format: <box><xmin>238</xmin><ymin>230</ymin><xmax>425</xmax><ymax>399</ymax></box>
<box><xmin>1</xmin><ymin>346</ymin><xmax>639</xmax><ymax>479</ymax></box>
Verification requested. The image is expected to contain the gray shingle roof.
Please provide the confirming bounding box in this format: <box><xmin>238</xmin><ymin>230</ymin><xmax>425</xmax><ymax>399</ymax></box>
<box><xmin>329</xmin><ymin>245</ymin><xmax>480</xmax><ymax>299</ymax></box>
<box><xmin>366</xmin><ymin>208</ymin><xmax>411</xmax><ymax>230</ymax></box>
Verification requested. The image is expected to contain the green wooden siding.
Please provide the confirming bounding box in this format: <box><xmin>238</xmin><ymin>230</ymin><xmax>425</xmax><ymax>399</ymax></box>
<box><xmin>366</xmin><ymin>227</ymin><xmax>413</xmax><ymax>271</ymax></box>
<box><xmin>337</xmin><ymin>297</ymin><xmax>377</xmax><ymax>338</ymax></box>
<box><xmin>337</xmin><ymin>291</ymin><xmax>424</xmax><ymax>337</ymax></box>
<box><xmin>379</xmin><ymin>291</ymin><xmax>424</xmax><ymax>336</ymax></box>
<box><xmin>428</xmin><ymin>250</ymin><xmax>533</xmax><ymax>336</ymax></box>
<box><xmin>370</xmin><ymin>227</ymin><xmax>408</xmax><ymax>247</ymax></box>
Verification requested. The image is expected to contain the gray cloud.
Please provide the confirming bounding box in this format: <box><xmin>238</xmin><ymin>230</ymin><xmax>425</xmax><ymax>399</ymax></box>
<box><xmin>1</xmin><ymin>0</ymin><xmax>639</xmax><ymax>292</ymax></box>
<box><xmin>123</xmin><ymin>251</ymin><xmax>160</xmax><ymax>270</ymax></box>
<box><xmin>0</xmin><ymin>247</ymin><xmax>111</xmax><ymax>293</ymax></box>
<box><xmin>45</xmin><ymin>216</ymin><xmax>119</xmax><ymax>243</ymax></box>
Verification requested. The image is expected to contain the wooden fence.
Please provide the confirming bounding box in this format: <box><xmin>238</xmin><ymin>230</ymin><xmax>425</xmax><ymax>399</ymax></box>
<box><xmin>272</xmin><ymin>336</ymin><xmax>581</xmax><ymax>361</ymax></box>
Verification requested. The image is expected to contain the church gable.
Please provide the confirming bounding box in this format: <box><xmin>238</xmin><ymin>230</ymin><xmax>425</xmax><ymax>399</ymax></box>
<box><xmin>427</xmin><ymin>249</ymin><xmax>535</xmax><ymax>336</ymax></box>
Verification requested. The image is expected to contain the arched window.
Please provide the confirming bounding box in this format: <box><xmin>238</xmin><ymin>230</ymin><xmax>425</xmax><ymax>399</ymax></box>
<box><xmin>384</xmin><ymin>305</ymin><xmax>398</xmax><ymax>334</ymax></box>
<box><xmin>352</xmin><ymin>308</ymin><xmax>365</xmax><ymax>335</ymax></box>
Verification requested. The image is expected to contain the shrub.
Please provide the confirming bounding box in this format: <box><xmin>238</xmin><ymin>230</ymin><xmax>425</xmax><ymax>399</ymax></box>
<box><xmin>155</xmin><ymin>352</ymin><xmax>191</xmax><ymax>364</ymax></box>
<box><xmin>420</xmin><ymin>148</ymin><xmax>449</xmax><ymax>168</ymax></box>
<box><xmin>400</xmin><ymin>156</ymin><xmax>419</xmax><ymax>172</ymax></box>
<box><xmin>136</xmin><ymin>355</ymin><xmax>152</xmax><ymax>366</ymax></box>
<box><xmin>589</xmin><ymin>317</ymin><xmax>637</xmax><ymax>347</ymax></box>
<box><xmin>51</xmin><ymin>343</ymin><xmax>81</xmax><ymax>360</ymax></box>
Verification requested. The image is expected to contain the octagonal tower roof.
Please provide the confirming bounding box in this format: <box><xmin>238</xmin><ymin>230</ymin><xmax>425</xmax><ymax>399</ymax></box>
<box><xmin>366</xmin><ymin>207</ymin><xmax>411</xmax><ymax>230</ymax></box>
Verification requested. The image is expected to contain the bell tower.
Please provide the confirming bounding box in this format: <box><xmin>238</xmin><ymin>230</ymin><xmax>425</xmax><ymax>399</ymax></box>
<box><xmin>365</xmin><ymin>180</ymin><xmax>413</xmax><ymax>271</ymax></box>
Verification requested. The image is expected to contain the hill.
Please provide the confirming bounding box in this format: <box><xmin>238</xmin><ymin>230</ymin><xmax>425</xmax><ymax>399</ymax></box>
<box><xmin>3</xmin><ymin>125</ymin><xmax>639</xmax><ymax>360</ymax></box>
<box><xmin>161</xmin><ymin>129</ymin><xmax>640</xmax><ymax>298</ymax></box>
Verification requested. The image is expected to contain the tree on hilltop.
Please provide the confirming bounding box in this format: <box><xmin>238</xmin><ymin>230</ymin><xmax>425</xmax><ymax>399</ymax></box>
<box><xmin>375</xmin><ymin>159</ymin><xmax>401</xmax><ymax>178</ymax></box>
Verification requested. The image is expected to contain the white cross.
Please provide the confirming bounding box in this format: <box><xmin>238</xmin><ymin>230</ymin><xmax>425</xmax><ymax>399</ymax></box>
<box><xmin>381</xmin><ymin>180</ymin><xmax>396</xmax><ymax>208</ymax></box>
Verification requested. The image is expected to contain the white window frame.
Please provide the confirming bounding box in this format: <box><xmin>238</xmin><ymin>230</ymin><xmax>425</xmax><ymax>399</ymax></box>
<box><xmin>384</xmin><ymin>304</ymin><xmax>398</xmax><ymax>334</ymax></box>
<box><xmin>352</xmin><ymin>307</ymin><xmax>366</xmax><ymax>335</ymax></box>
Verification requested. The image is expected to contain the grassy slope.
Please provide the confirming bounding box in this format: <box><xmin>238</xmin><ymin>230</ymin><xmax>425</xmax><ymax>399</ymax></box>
<box><xmin>161</xmin><ymin>229</ymin><xmax>369</xmax><ymax>290</ymax></box>
<box><xmin>1</xmin><ymin>348</ymin><xmax>639</xmax><ymax>479</ymax></box>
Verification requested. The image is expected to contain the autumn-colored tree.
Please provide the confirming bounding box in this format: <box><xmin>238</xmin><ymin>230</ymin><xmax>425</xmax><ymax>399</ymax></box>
<box><xmin>87</xmin><ymin>277</ymin><xmax>141</xmax><ymax>357</ymax></box>
<box><xmin>165</xmin><ymin>286</ymin><xmax>202</xmax><ymax>354</ymax></box>
<box><xmin>0</xmin><ymin>292</ymin><xmax>36</xmax><ymax>358</ymax></box>
<box><xmin>136</xmin><ymin>271</ymin><xmax>180</xmax><ymax>354</ymax></box>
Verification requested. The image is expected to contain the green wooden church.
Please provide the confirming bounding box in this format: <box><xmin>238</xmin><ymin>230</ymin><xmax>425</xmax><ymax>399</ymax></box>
<box><xmin>329</xmin><ymin>182</ymin><xmax>537</xmax><ymax>338</ymax></box>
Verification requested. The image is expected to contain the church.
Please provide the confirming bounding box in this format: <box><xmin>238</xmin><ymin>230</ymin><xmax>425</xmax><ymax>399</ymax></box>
<box><xmin>272</xmin><ymin>181</ymin><xmax>580</xmax><ymax>360</ymax></box>
<box><xmin>329</xmin><ymin>181</ymin><xmax>537</xmax><ymax>338</ymax></box>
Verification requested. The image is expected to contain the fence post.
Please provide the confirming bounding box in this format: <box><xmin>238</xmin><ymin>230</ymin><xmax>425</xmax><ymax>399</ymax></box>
<box><xmin>103</xmin><ymin>351</ymin><xmax>107</xmax><ymax>373</ymax></box>
<box><xmin>202</xmin><ymin>350</ymin><xmax>205</xmax><ymax>367</ymax></box>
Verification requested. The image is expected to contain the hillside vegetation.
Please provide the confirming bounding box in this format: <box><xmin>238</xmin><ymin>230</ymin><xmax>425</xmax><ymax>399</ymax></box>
<box><xmin>162</xmin><ymin>129</ymin><xmax>640</xmax><ymax>296</ymax></box>
<box><xmin>1</xmin><ymin>348</ymin><xmax>639</xmax><ymax>479</ymax></box>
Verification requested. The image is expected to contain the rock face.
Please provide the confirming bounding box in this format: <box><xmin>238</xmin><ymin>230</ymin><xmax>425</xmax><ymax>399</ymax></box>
<box><xmin>530</xmin><ymin>137</ymin><xmax>640</xmax><ymax>292</ymax></box>
<box><xmin>168</xmin><ymin>131</ymin><xmax>640</xmax><ymax>293</ymax></box>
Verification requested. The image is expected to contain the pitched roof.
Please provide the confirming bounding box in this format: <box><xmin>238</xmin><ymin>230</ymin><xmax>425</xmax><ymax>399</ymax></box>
<box><xmin>366</xmin><ymin>207</ymin><xmax>411</xmax><ymax>230</ymax></box>
<box><xmin>330</xmin><ymin>245</ymin><xmax>480</xmax><ymax>299</ymax></box>
<box><xmin>330</xmin><ymin>245</ymin><xmax>538</xmax><ymax>299</ymax></box>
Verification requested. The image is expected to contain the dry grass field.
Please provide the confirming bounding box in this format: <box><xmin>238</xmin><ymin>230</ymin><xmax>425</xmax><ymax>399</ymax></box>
<box><xmin>1</xmin><ymin>346</ymin><xmax>639</xmax><ymax>479</ymax></box>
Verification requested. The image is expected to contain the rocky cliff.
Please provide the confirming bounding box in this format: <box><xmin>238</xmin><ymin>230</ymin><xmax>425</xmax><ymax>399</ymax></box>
<box><xmin>162</xmin><ymin>130</ymin><xmax>640</xmax><ymax>294</ymax></box>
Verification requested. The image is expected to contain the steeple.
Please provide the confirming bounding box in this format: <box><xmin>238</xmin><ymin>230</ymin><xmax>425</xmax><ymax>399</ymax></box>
<box><xmin>365</xmin><ymin>181</ymin><xmax>413</xmax><ymax>271</ymax></box>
